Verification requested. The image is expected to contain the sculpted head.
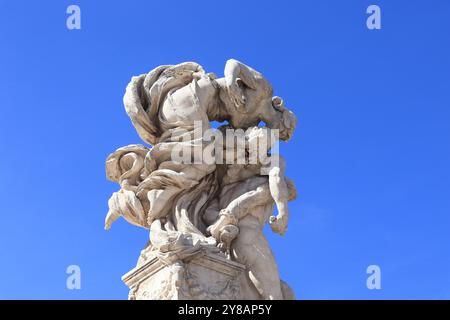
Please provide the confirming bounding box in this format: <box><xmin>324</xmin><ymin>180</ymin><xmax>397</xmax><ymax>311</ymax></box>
<box><xmin>222</xmin><ymin>62</ymin><xmax>296</xmax><ymax>141</ymax></box>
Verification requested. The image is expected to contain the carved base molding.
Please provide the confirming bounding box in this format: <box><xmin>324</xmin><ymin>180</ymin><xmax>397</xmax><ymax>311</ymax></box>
<box><xmin>122</xmin><ymin>250</ymin><xmax>245</xmax><ymax>300</ymax></box>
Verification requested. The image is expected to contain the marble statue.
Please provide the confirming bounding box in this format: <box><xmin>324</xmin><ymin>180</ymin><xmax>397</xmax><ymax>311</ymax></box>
<box><xmin>105</xmin><ymin>59</ymin><xmax>297</xmax><ymax>300</ymax></box>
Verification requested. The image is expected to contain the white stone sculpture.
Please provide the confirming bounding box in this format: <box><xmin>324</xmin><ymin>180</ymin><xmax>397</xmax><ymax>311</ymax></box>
<box><xmin>105</xmin><ymin>59</ymin><xmax>297</xmax><ymax>300</ymax></box>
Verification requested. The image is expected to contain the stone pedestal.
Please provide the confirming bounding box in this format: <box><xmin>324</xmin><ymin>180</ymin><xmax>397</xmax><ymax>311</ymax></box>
<box><xmin>122</xmin><ymin>250</ymin><xmax>246</xmax><ymax>300</ymax></box>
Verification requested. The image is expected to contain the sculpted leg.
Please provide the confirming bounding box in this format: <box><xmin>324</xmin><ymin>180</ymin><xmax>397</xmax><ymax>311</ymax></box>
<box><xmin>208</xmin><ymin>182</ymin><xmax>270</xmax><ymax>240</ymax></box>
<box><xmin>232</xmin><ymin>220</ymin><xmax>283</xmax><ymax>300</ymax></box>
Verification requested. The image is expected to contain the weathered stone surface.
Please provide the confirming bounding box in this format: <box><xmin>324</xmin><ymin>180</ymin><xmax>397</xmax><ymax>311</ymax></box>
<box><xmin>123</xmin><ymin>249</ymin><xmax>245</xmax><ymax>300</ymax></box>
<box><xmin>105</xmin><ymin>59</ymin><xmax>298</xmax><ymax>299</ymax></box>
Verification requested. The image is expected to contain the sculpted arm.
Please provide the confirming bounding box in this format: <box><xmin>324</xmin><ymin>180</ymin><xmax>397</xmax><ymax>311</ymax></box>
<box><xmin>224</xmin><ymin>59</ymin><xmax>258</xmax><ymax>110</ymax></box>
<box><xmin>267</xmin><ymin>156</ymin><xmax>291</xmax><ymax>235</ymax></box>
<box><xmin>247</xmin><ymin>127</ymin><xmax>293</xmax><ymax>235</ymax></box>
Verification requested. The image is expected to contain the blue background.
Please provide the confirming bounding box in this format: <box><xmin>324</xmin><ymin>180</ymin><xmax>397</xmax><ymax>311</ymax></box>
<box><xmin>1</xmin><ymin>0</ymin><xmax>449</xmax><ymax>299</ymax></box>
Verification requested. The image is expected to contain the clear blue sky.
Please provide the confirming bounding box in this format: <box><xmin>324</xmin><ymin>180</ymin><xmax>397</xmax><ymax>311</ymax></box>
<box><xmin>1</xmin><ymin>0</ymin><xmax>449</xmax><ymax>299</ymax></box>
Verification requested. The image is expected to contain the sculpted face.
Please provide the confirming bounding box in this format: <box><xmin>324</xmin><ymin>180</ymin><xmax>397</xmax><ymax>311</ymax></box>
<box><xmin>268</xmin><ymin>96</ymin><xmax>297</xmax><ymax>141</ymax></box>
<box><xmin>227</xmin><ymin>75</ymin><xmax>296</xmax><ymax>141</ymax></box>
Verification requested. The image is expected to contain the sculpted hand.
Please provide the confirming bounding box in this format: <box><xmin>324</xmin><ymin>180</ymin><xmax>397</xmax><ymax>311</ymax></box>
<box><xmin>269</xmin><ymin>214</ymin><xmax>288</xmax><ymax>235</ymax></box>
